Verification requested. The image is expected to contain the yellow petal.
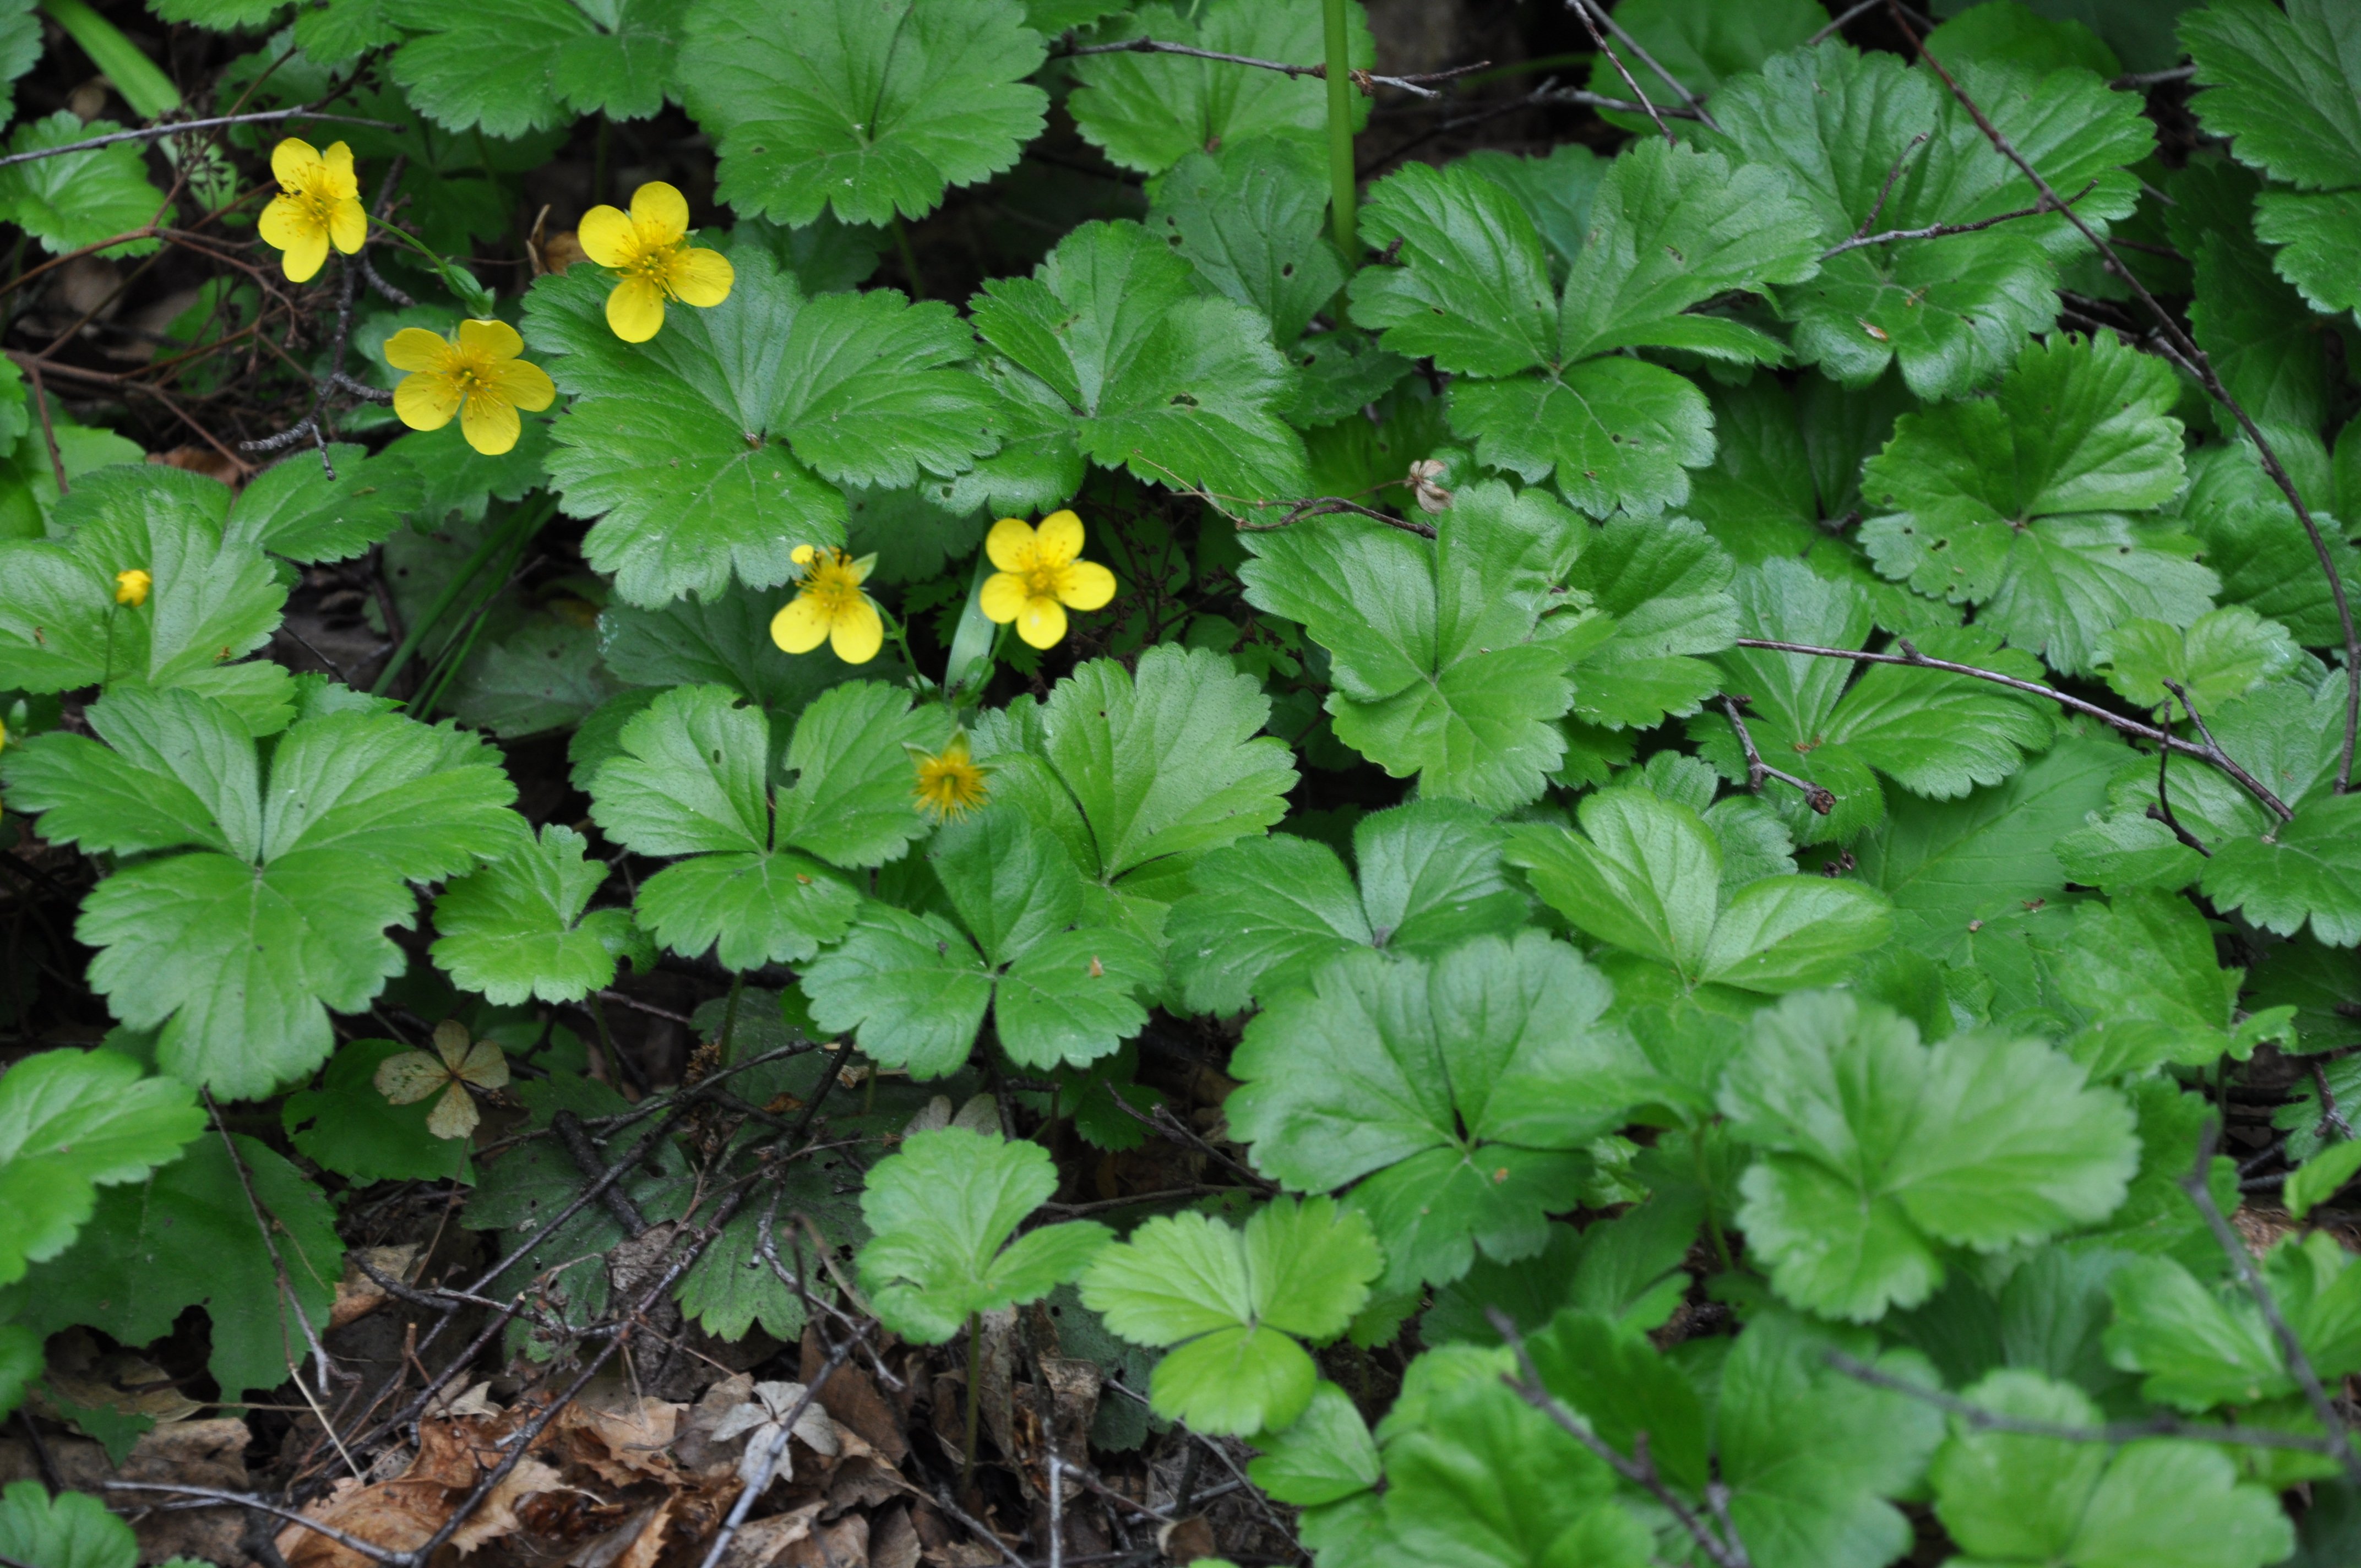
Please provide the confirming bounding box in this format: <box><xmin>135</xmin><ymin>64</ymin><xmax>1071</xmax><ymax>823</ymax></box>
<box><xmin>432</xmin><ymin>1019</ymin><xmax>472</xmax><ymax>1070</ymax></box>
<box><xmin>771</xmin><ymin>594</ymin><xmax>830</xmax><ymax>654</ymax></box>
<box><xmin>426</xmin><ymin>1081</ymin><xmax>480</xmax><ymax>1141</ymax></box>
<box><xmin>455</xmin><ymin>1039</ymin><xmax>509</xmax><ymax>1090</ymax></box>
<box><xmin>1059</xmin><ymin>558</ymin><xmax>1117</xmax><ymax>612</ymax></box>
<box><xmin>791</xmin><ymin>543</ymin><xmax>818</xmax><ymax>568</ymax></box>
<box><xmin>270</xmin><ymin>137</ymin><xmax>320</xmax><ymax>189</ymax></box>
<box><xmin>321</xmin><ymin>141</ymin><xmax>360</xmax><ymax>200</ymax></box>
<box><xmin>279</xmin><ymin>228</ymin><xmax>328</xmax><ymax>282</ymax></box>
<box><xmin>979</xmin><ymin>571</ymin><xmax>1027</xmax><ymax>624</ymax></box>
<box><xmin>489</xmin><ymin>356</ymin><xmax>557</xmax><ymax>413</ymax></box>
<box><xmin>256</xmin><ymin>194</ymin><xmax>313</xmax><ymax>253</ymax></box>
<box><xmin>374</xmin><ymin>1049</ymin><xmax>448</xmax><ymax>1106</ymax></box>
<box><xmin>831</xmin><ymin>597</ymin><xmax>885</xmax><ymax>665</ymax></box>
<box><xmin>328</xmin><ymin>195</ymin><xmax>368</xmax><ymax>255</ymax></box>
<box><xmin>629</xmin><ymin>180</ymin><xmax>691</xmax><ymax>244</ymax></box>
<box><xmin>1016</xmin><ymin>596</ymin><xmax>1068</xmax><ymax>650</ymax></box>
<box><xmin>455</xmin><ymin>316</ymin><xmax>524</xmax><ymax>361</ymax></box>
<box><xmin>460</xmin><ymin>390</ymin><xmax>521</xmax><ymax>456</ymax></box>
<box><xmin>393</xmin><ymin>371</ymin><xmax>460</xmax><ymax>432</ymax></box>
<box><xmin>985</xmin><ymin>517</ymin><xmax>1037</xmax><ymax>573</ymax></box>
<box><xmin>578</xmin><ymin>203</ymin><xmax>636</xmax><ymax>268</ymax></box>
<box><xmin>606</xmin><ymin>275</ymin><xmax>666</xmax><ymax>342</ymax></box>
<box><xmin>672</xmin><ymin>246</ymin><xmax>734</xmax><ymax>308</ymax></box>
<box><xmin>382</xmin><ymin>326</ymin><xmax>451</xmax><ymax>373</ymax></box>
<box><xmin>1036</xmin><ymin>509</ymin><xmax>1085</xmax><ymax>565</ymax></box>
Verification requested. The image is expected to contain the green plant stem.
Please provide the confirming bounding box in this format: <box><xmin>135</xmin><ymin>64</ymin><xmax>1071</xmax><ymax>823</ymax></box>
<box><xmin>1321</xmin><ymin>0</ymin><xmax>1357</xmax><ymax>259</ymax></box>
<box><xmin>963</xmin><ymin>1313</ymin><xmax>982</xmax><ymax>1488</ymax></box>
<box><xmin>410</xmin><ymin>502</ymin><xmax>542</xmax><ymax>718</ymax></box>
<box><xmin>42</xmin><ymin>0</ymin><xmax>181</xmax><ymax>120</ymax></box>
<box><xmin>890</xmin><ymin>216</ymin><xmax>924</xmax><ymax>300</ymax></box>
<box><xmin>372</xmin><ymin>496</ymin><xmax>553</xmax><ymax>698</ymax></box>
<box><xmin>716</xmin><ymin>972</ymin><xmax>746</xmax><ymax>1062</ymax></box>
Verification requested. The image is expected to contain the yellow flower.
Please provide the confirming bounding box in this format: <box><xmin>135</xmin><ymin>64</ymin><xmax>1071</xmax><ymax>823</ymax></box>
<box><xmin>375</xmin><ymin>1020</ymin><xmax>509</xmax><ymax>1141</ymax></box>
<box><xmin>911</xmin><ymin>732</ymin><xmax>991</xmax><ymax>822</ymax></box>
<box><xmin>980</xmin><ymin>510</ymin><xmax>1116</xmax><ymax>650</ymax></box>
<box><xmin>114</xmin><ymin>568</ymin><xmax>151</xmax><ymax>606</ymax></box>
<box><xmin>257</xmin><ymin>138</ymin><xmax>366</xmax><ymax>284</ymax></box>
<box><xmin>770</xmin><ymin>545</ymin><xmax>884</xmax><ymax>664</ymax></box>
<box><xmin>383</xmin><ymin>319</ymin><xmax>557</xmax><ymax>457</ymax></box>
<box><xmin>577</xmin><ymin>181</ymin><xmax>735</xmax><ymax>344</ymax></box>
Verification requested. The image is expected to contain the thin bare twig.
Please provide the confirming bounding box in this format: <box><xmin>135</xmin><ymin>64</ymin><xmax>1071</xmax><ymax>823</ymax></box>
<box><xmin>2164</xmin><ymin>679</ymin><xmax>2294</xmax><ymax>821</ymax></box>
<box><xmin>2312</xmin><ymin>1061</ymin><xmax>2356</xmax><ymax>1143</ymax></box>
<box><xmin>2149</xmin><ymin>729</ymin><xmax>2212</xmax><ymax>858</ymax></box>
<box><xmin>1566</xmin><ymin>0</ymin><xmax>1674</xmax><ymax>145</ymax></box>
<box><xmin>1719</xmin><ymin>695</ymin><xmax>1836</xmax><ymax>814</ymax></box>
<box><xmin>1568</xmin><ymin>0</ymin><xmax>1720</xmax><ymax>133</ymax></box>
<box><xmin>1825</xmin><ymin>179</ymin><xmax>2098</xmax><ymax>259</ymax></box>
<box><xmin>1056</xmin><ymin>36</ymin><xmax>1487</xmax><ymax>101</ymax></box>
<box><xmin>1889</xmin><ymin>4</ymin><xmax>2361</xmax><ymax>796</ymax></box>
<box><xmin>0</xmin><ymin>108</ymin><xmax>404</xmax><ymax>170</ymax></box>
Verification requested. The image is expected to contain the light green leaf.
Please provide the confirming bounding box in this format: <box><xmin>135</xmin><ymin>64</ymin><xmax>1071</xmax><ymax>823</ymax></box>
<box><xmin>1559</xmin><ymin>514</ymin><xmax>1739</xmax><ymax>732</ymax></box>
<box><xmin>2202</xmin><ymin>791</ymin><xmax>2361</xmax><ymax>946</ymax></box>
<box><xmin>226</xmin><ymin>445</ymin><xmax>424</xmax><ymax>565</ymax></box>
<box><xmin>431</xmin><ymin>823</ymin><xmax>633</xmax><ymax>1004</ymax></box>
<box><xmin>1721</xmin><ymin>992</ymin><xmax>2139</xmax><ymax>1321</ymax></box>
<box><xmin>0</xmin><ymin>1049</ymin><xmax>204</xmax><ymax>1288</ymax></box>
<box><xmin>2098</xmin><ymin>605</ymin><xmax>2302</xmax><ymax>713</ymax></box>
<box><xmin>390</xmin><ymin>0</ymin><xmax>689</xmax><ymax>134</ymax></box>
<box><xmin>800</xmin><ymin>906</ymin><xmax>993</xmax><ymax>1079</ymax></box>
<box><xmin>1247</xmin><ymin>1381</ymin><xmax>1379</xmax><ymax>1506</ymax></box>
<box><xmin>857</xmin><ymin>1127</ymin><xmax>1108</xmax><ymax>1342</ymax></box>
<box><xmin>2287</xmin><ymin>1140</ymin><xmax>2361</xmax><ymax>1221</ymax></box>
<box><xmin>0</xmin><ymin>113</ymin><xmax>169</xmax><ymax>257</ymax></box>
<box><xmin>1577</xmin><ymin>0</ymin><xmax>1829</xmax><ymax>132</ymax></box>
<box><xmin>0</xmin><ymin>1481</ymin><xmax>140</xmax><ymax>1568</ymax></box>
<box><xmin>1150</xmin><ymin>136</ymin><xmax>1346</xmax><ymax>348</ymax></box>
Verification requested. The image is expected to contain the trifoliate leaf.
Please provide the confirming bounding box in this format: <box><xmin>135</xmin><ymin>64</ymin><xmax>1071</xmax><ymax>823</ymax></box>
<box><xmin>971</xmin><ymin>645</ymin><xmax>1296</xmax><ymax>937</ymax></box>
<box><xmin>1558</xmin><ymin>514</ymin><xmax>1739</xmax><ymax>732</ymax></box>
<box><xmin>12</xmin><ymin>1134</ymin><xmax>341</xmax><ymax>1402</ymax></box>
<box><xmin>1859</xmin><ymin>332</ymin><xmax>2211</xmax><ymax>676</ymax></box>
<box><xmin>1227</xmin><ymin>934</ymin><xmax>1650</xmax><ymax>1290</ymax></box>
<box><xmin>1166</xmin><ymin>799</ymin><xmax>1528</xmax><ymax>1015</ymax></box>
<box><xmin>0</xmin><ymin>686</ymin><xmax>519</xmax><ymax>1098</ymax></box>
<box><xmin>0</xmin><ymin>113</ymin><xmax>169</xmax><ymax>258</ymax></box>
<box><xmin>971</xmin><ymin>220</ymin><xmax>1312</xmax><ymax>503</ymax></box>
<box><xmin>1079</xmin><ymin>1196</ymin><xmax>1381</xmax><ymax>1435</ymax></box>
<box><xmin>1239</xmin><ymin>481</ymin><xmax>1580</xmax><ymax>810</ymax></box>
<box><xmin>856</xmin><ymin>1127</ymin><xmax>1109</xmax><ymax>1342</ymax></box>
<box><xmin>431</xmin><ymin>823</ymin><xmax>636</xmax><ymax>1004</ymax></box>
<box><xmin>682</xmin><ymin>0</ymin><xmax>1047</xmax><ymax>226</ymax></box>
<box><xmin>1507</xmin><ymin>788</ymin><xmax>1895</xmax><ymax>998</ymax></box>
<box><xmin>1720</xmin><ymin>992</ymin><xmax>2139</xmax><ymax>1321</ymax></box>
<box><xmin>0</xmin><ymin>466</ymin><xmax>291</xmax><ymax>734</ymax></box>
<box><xmin>1691</xmin><ymin>559</ymin><xmax>2053</xmax><ymax>842</ymax></box>
<box><xmin>1352</xmin><ymin>139</ymin><xmax>1824</xmax><ymax>516</ymax></box>
<box><xmin>587</xmin><ymin>682</ymin><xmax>948</xmax><ymax>967</ymax></box>
<box><xmin>1704</xmin><ymin>42</ymin><xmax>2150</xmax><ymax>399</ymax></box>
<box><xmin>799</xmin><ymin>906</ymin><xmax>994</xmax><ymax>1077</ymax></box>
<box><xmin>282</xmin><ymin>1038</ymin><xmax>469</xmax><ymax>1184</ymax></box>
<box><xmin>1931</xmin><ymin>1368</ymin><xmax>2295</xmax><ymax>1568</ymax></box>
<box><xmin>0</xmin><ymin>1049</ymin><xmax>204</xmax><ymax>1288</ymax></box>
<box><xmin>526</xmin><ymin>246</ymin><xmax>1000</xmax><ymax>605</ymax></box>
<box><xmin>1067</xmin><ymin>0</ymin><xmax>1371</xmax><ymax>177</ymax></box>
<box><xmin>0</xmin><ymin>1480</ymin><xmax>142</xmax><ymax>1568</ymax></box>
<box><xmin>390</xmin><ymin>0</ymin><xmax>689</xmax><ymax>134</ymax></box>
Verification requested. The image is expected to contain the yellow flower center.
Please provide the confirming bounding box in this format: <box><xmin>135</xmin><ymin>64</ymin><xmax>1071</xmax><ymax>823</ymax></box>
<box><xmin>282</xmin><ymin>167</ymin><xmax>343</xmax><ymax>231</ymax></box>
<box><xmin>798</xmin><ymin>549</ymin><xmax>867</xmax><ymax>618</ymax></box>
<box><xmin>440</xmin><ymin>349</ymin><xmax>504</xmax><ymax>406</ymax></box>
<box><xmin>913</xmin><ymin>743</ymin><xmax>990</xmax><ymax>821</ymax></box>
<box><xmin>1020</xmin><ymin>560</ymin><xmax>1075</xmax><ymax>601</ymax></box>
<box><xmin>617</xmin><ymin>226</ymin><xmax>693</xmax><ymax>299</ymax></box>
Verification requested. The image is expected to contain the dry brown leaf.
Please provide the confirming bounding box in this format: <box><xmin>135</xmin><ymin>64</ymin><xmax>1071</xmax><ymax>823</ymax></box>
<box><xmin>712</xmin><ymin>1501</ymin><xmax>824</xmax><ymax>1568</ymax></box>
<box><xmin>450</xmin><ymin>1457</ymin><xmax>575</xmax><ymax>1555</ymax></box>
<box><xmin>554</xmin><ymin>1392</ymin><xmax>684</xmax><ymax>1486</ymax></box>
<box><xmin>331</xmin><ymin>1245</ymin><xmax>424</xmax><ymax>1330</ymax></box>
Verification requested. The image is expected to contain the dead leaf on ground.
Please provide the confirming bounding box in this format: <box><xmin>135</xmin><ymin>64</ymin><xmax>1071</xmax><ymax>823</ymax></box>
<box><xmin>331</xmin><ymin>1245</ymin><xmax>425</xmax><ymax>1330</ymax></box>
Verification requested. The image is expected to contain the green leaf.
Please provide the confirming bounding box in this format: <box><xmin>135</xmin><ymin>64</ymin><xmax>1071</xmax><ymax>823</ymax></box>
<box><xmin>0</xmin><ymin>1481</ymin><xmax>140</xmax><ymax>1568</ymax></box>
<box><xmin>12</xmin><ymin>1134</ymin><xmax>341</xmax><ymax>1402</ymax></box>
<box><xmin>0</xmin><ymin>686</ymin><xmax>520</xmax><ymax>1098</ymax></box>
<box><xmin>282</xmin><ymin>1038</ymin><xmax>467</xmax><ymax>1184</ymax></box>
<box><xmin>1692</xmin><ymin>559</ymin><xmax>2053</xmax><ymax>843</ymax></box>
<box><xmin>2097</xmin><ymin>605</ymin><xmax>2301</xmax><ymax>713</ymax></box>
<box><xmin>1067</xmin><ymin>0</ymin><xmax>1371</xmax><ymax>177</ymax></box>
<box><xmin>1720</xmin><ymin>992</ymin><xmax>2139</xmax><ymax>1321</ymax></box>
<box><xmin>1577</xmin><ymin>0</ymin><xmax>1829</xmax><ymax>132</ymax></box>
<box><xmin>526</xmin><ymin>245</ymin><xmax>1000</xmax><ymax>605</ymax></box>
<box><xmin>1228</xmin><ymin>934</ymin><xmax>1649</xmax><ymax>1290</ymax></box>
<box><xmin>0</xmin><ymin>1049</ymin><xmax>204</xmax><ymax>1287</ymax></box>
<box><xmin>857</xmin><ymin>1127</ymin><xmax>1108</xmax><ymax>1342</ymax></box>
<box><xmin>2202</xmin><ymin>791</ymin><xmax>2361</xmax><ymax>946</ymax></box>
<box><xmin>970</xmin><ymin>220</ymin><xmax>1312</xmax><ymax>502</ymax></box>
<box><xmin>1352</xmin><ymin>139</ymin><xmax>1824</xmax><ymax>516</ymax></box>
<box><xmin>2183</xmin><ymin>0</ymin><xmax>2361</xmax><ymax>195</ymax></box>
<box><xmin>0</xmin><ymin>465</ymin><xmax>291</xmax><ymax>734</ymax></box>
<box><xmin>1150</xmin><ymin>136</ymin><xmax>1346</xmax><ymax>349</ymax></box>
<box><xmin>1166</xmin><ymin>798</ymin><xmax>1528</xmax><ymax>1014</ymax></box>
<box><xmin>588</xmin><ymin>682</ymin><xmax>945</xmax><ymax>966</ymax></box>
<box><xmin>0</xmin><ymin>113</ymin><xmax>168</xmax><ymax>258</ymax></box>
<box><xmin>1932</xmin><ymin>1368</ymin><xmax>2296</xmax><ymax>1568</ymax></box>
<box><xmin>799</xmin><ymin>905</ymin><xmax>994</xmax><ymax>1078</ymax></box>
<box><xmin>0</xmin><ymin>0</ymin><xmax>40</xmax><ymax>123</ymax></box>
<box><xmin>2254</xmin><ymin>188</ymin><xmax>2361</xmax><ymax>317</ymax></box>
<box><xmin>1705</xmin><ymin>42</ymin><xmax>2150</xmax><ymax>399</ymax></box>
<box><xmin>2168</xmin><ymin>445</ymin><xmax>2361</xmax><ymax>650</ymax></box>
<box><xmin>2287</xmin><ymin>1140</ymin><xmax>2361</xmax><ymax>1221</ymax></box>
<box><xmin>2050</xmin><ymin>890</ymin><xmax>2256</xmax><ymax>1074</ymax></box>
<box><xmin>1559</xmin><ymin>514</ymin><xmax>1739</xmax><ymax>732</ymax></box>
<box><xmin>682</xmin><ymin>0</ymin><xmax>1047</xmax><ymax>225</ymax></box>
<box><xmin>226</xmin><ymin>445</ymin><xmax>424</xmax><ymax>565</ymax></box>
<box><xmin>1079</xmin><ymin>1195</ymin><xmax>1380</xmax><ymax>1434</ymax></box>
<box><xmin>2172</xmin><ymin>161</ymin><xmax>2335</xmax><ymax>458</ymax></box>
<box><xmin>1246</xmin><ymin>1381</ymin><xmax>1379</xmax><ymax>1506</ymax></box>
<box><xmin>1859</xmin><ymin>331</ymin><xmax>2212</xmax><ymax>676</ymax></box>
<box><xmin>431</xmin><ymin>823</ymin><xmax>634</xmax><ymax>1004</ymax></box>
<box><xmin>1506</xmin><ymin>788</ymin><xmax>1894</xmax><ymax>996</ymax></box>
<box><xmin>1238</xmin><ymin>481</ymin><xmax>1579</xmax><ymax>809</ymax></box>
<box><xmin>390</xmin><ymin>0</ymin><xmax>690</xmax><ymax>134</ymax></box>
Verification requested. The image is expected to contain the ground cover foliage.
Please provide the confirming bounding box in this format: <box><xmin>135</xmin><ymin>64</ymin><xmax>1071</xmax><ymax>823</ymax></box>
<box><xmin>4</xmin><ymin>0</ymin><xmax>2361</xmax><ymax>1564</ymax></box>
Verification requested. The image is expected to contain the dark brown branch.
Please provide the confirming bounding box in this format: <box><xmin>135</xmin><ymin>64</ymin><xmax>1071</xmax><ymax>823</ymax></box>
<box><xmin>1568</xmin><ymin>0</ymin><xmax>1719</xmax><ymax>133</ymax></box>
<box><xmin>552</xmin><ymin>1108</ymin><xmax>651</xmax><ymax>1237</ymax></box>
<box><xmin>0</xmin><ymin>108</ymin><xmax>404</xmax><ymax>170</ymax></box>
<box><xmin>1824</xmin><ymin>178</ymin><xmax>2097</xmax><ymax>259</ymax></box>
<box><xmin>2163</xmin><ymin>679</ymin><xmax>2294</xmax><ymax>821</ymax></box>
<box><xmin>1566</xmin><ymin>0</ymin><xmax>1674</xmax><ymax>145</ymax></box>
<box><xmin>2148</xmin><ymin>731</ymin><xmax>2212</xmax><ymax>858</ymax></box>
<box><xmin>1719</xmin><ymin>695</ymin><xmax>1835</xmax><ymax>813</ymax></box>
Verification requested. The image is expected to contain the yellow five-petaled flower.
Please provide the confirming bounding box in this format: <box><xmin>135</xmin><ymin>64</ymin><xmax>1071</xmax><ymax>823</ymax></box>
<box><xmin>981</xmin><ymin>510</ymin><xmax>1116</xmax><ymax>650</ymax></box>
<box><xmin>911</xmin><ymin>732</ymin><xmax>991</xmax><ymax>823</ymax></box>
<box><xmin>258</xmin><ymin>138</ymin><xmax>367</xmax><ymax>284</ymax></box>
<box><xmin>579</xmin><ymin>181</ymin><xmax>735</xmax><ymax>344</ymax></box>
<box><xmin>770</xmin><ymin>545</ymin><xmax>884</xmax><ymax>664</ymax></box>
<box><xmin>114</xmin><ymin>568</ymin><xmax>150</xmax><ymax>606</ymax></box>
<box><xmin>383</xmin><ymin>319</ymin><xmax>557</xmax><ymax>457</ymax></box>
